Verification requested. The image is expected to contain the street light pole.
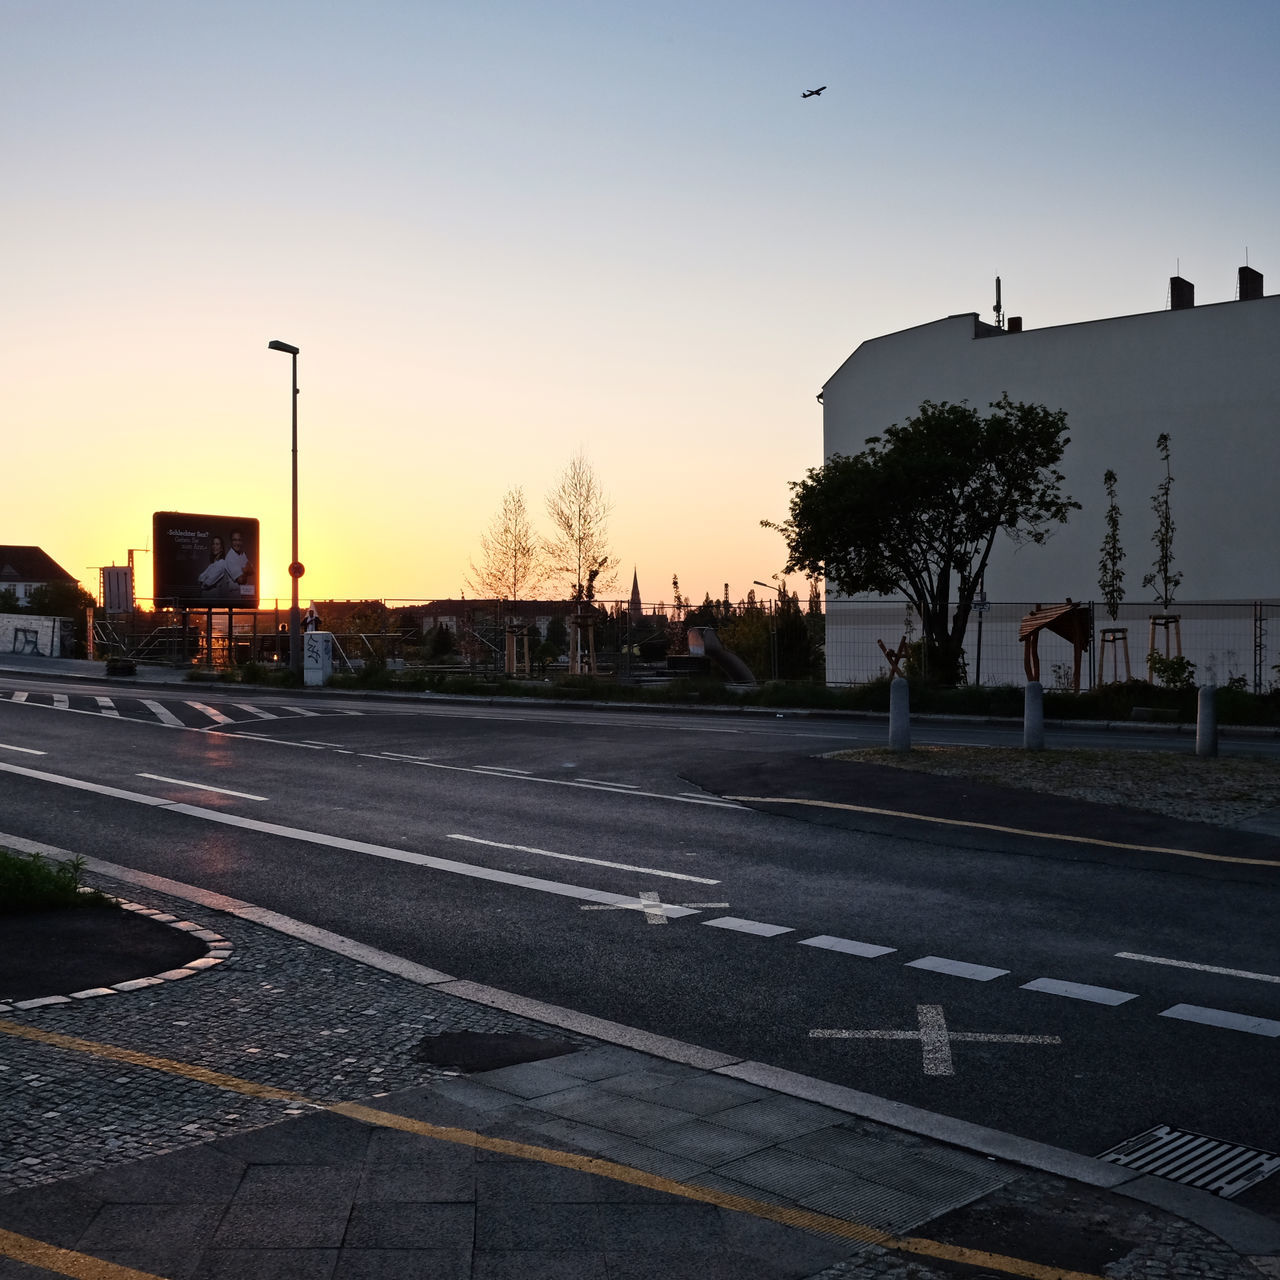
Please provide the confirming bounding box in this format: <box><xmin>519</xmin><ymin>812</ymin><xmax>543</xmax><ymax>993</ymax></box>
<box><xmin>752</xmin><ymin>580</ymin><xmax>780</xmax><ymax>681</ymax></box>
<box><xmin>268</xmin><ymin>340</ymin><xmax>302</xmax><ymax>678</ymax></box>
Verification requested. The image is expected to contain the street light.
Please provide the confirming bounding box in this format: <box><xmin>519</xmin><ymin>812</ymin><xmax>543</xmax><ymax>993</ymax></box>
<box><xmin>752</xmin><ymin>580</ymin><xmax>780</xmax><ymax>680</ymax></box>
<box><xmin>268</xmin><ymin>340</ymin><xmax>303</xmax><ymax>678</ymax></box>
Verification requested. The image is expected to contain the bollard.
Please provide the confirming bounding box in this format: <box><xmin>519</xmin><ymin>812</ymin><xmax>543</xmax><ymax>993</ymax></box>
<box><xmin>1196</xmin><ymin>684</ymin><xmax>1218</xmax><ymax>758</ymax></box>
<box><xmin>888</xmin><ymin>676</ymin><xmax>911</xmax><ymax>752</ymax></box>
<box><xmin>1024</xmin><ymin>680</ymin><xmax>1045</xmax><ymax>750</ymax></box>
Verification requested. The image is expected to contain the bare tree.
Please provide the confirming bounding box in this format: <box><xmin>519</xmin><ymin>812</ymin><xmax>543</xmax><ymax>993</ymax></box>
<box><xmin>466</xmin><ymin>486</ymin><xmax>546</xmax><ymax>601</ymax></box>
<box><xmin>1097</xmin><ymin>469</ymin><xmax>1126</xmax><ymax>621</ymax></box>
<box><xmin>544</xmin><ymin>451</ymin><xmax>619</xmax><ymax>599</ymax></box>
<box><xmin>1141</xmin><ymin>432</ymin><xmax>1181</xmax><ymax>609</ymax></box>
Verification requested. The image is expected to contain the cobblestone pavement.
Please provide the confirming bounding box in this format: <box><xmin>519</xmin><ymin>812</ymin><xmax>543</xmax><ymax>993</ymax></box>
<box><xmin>1</xmin><ymin>867</ymin><xmax>1277</xmax><ymax>1279</ymax></box>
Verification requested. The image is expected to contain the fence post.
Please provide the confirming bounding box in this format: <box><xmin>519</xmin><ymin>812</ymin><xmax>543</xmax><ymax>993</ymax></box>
<box><xmin>1196</xmin><ymin>685</ymin><xmax>1218</xmax><ymax>758</ymax></box>
<box><xmin>889</xmin><ymin>676</ymin><xmax>911</xmax><ymax>751</ymax></box>
<box><xmin>1024</xmin><ymin>681</ymin><xmax>1045</xmax><ymax>750</ymax></box>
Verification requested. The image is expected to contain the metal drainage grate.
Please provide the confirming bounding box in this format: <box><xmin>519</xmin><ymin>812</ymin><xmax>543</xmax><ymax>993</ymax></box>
<box><xmin>1097</xmin><ymin>1125</ymin><xmax>1280</xmax><ymax>1199</ymax></box>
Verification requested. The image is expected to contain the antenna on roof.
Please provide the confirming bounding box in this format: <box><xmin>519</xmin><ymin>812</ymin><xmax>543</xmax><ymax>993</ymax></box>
<box><xmin>993</xmin><ymin>276</ymin><xmax>1004</xmax><ymax>330</ymax></box>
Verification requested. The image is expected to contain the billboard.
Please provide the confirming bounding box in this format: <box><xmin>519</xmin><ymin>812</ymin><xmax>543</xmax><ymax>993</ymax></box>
<box><xmin>152</xmin><ymin>512</ymin><xmax>260</xmax><ymax>608</ymax></box>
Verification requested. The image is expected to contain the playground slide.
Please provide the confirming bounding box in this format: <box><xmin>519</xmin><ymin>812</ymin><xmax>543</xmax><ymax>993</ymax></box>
<box><xmin>686</xmin><ymin>626</ymin><xmax>756</xmax><ymax>685</ymax></box>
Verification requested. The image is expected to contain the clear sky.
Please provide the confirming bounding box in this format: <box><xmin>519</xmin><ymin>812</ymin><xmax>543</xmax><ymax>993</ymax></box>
<box><xmin>5</xmin><ymin>0</ymin><xmax>1277</xmax><ymax>610</ymax></box>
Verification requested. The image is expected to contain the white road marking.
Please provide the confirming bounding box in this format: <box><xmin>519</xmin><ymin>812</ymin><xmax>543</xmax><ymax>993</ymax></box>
<box><xmin>1020</xmin><ymin>978</ymin><xmax>1139</xmax><ymax>1006</ymax></box>
<box><xmin>1116</xmin><ymin>952</ymin><xmax>1280</xmax><ymax>985</ymax></box>
<box><xmin>906</xmin><ymin>956</ymin><xmax>1010</xmax><ymax>982</ymax></box>
<box><xmin>93</xmin><ymin>696</ymin><xmax>120</xmax><ymax>717</ymax></box>
<box><xmin>141</xmin><ymin>699</ymin><xmax>185</xmax><ymax>727</ymax></box>
<box><xmin>0</xmin><ymin>760</ymin><xmax>702</xmax><ymax>914</ymax></box>
<box><xmin>53</xmin><ymin>694</ymin><xmax>68</xmax><ymax>709</ymax></box>
<box><xmin>0</xmin><ymin>742</ymin><xmax>46</xmax><ymax>755</ymax></box>
<box><xmin>1159</xmin><ymin>1004</ymin><xmax>1280</xmax><ymax>1037</ymax></box>
<box><xmin>370</xmin><ymin>754</ymin><xmax>745</xmax><ymax>808</ymax></box>
<box><xmin>811</xmin><ymin>1004</ymin><xmax>1061</xmax><ymax>1077</ymax></box>
<box><xmin>11</xmin><ymin>692</ymin><xmax>28</xmax><ymax>703</ymax></box>
<box><xmin>186</xmin><ymin>701</ymin><xmax>233</xmax><ymax>725</ymax></box>
<box><xmin>474</xmin><ymin>765</ymin><xmax>533</xmax><ymax>775</ymax></box>
<box><xmin>301</xmin><ymin>740</ymin><xmax>345</xmax><ymax>748</ymax></box>
<box><xmin>580</xmin><ymin>893</ymin><xmax>729</xmax><ymax>924</ymax></box>
<box><xmin>227</xmin><ymin>734</ymin><xmax>325</xmax><ymax>749</ymax></box>
<box><xmin>701</xmin><ymin>917</ymin><xmax>793</xmax><ymax>937</ymax></box>
<box><xmin>282</xmin><ymin>706</ymin><xmax>321</xmax><ymax>717</ymax></box>
<box><xmin>577</xmin><ymin>778</ymin><xmax>638</xmax><ymax>787</ymax></box>
<box><xmin>233</xmin><ymin>704</ymin><xmax>278</xmax><ymax>719</ymax></box>
<box><xmin>799</xmin><ymin>935</ymin><xmax>897</xmax><ymax>958</ymax></box>
<box><xmin>137</xmin><ymin>774</ymin><xmax>269</xmax><ymax>801</ymax></box>
<box><xmin>447</xmin><ymin>834</ymin><xmax>719</xmax><ymax>883</ymax></box>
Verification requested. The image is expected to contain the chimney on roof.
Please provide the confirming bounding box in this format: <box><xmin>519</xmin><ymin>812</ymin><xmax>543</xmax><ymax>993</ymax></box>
<box><xmin>1239</xmin><ymin>265</ymin><xmax>1264</xmax><ymax>301</ymax></box>
<box><xmin>1170</xmin><ymin>276</ymin><xmax>1195</xmax><ymax>310</ymax></box>
<box><xmin>1006</xmin><ymin>316</ymin><xmax>1023</xmax><ymax>333</ymax></box>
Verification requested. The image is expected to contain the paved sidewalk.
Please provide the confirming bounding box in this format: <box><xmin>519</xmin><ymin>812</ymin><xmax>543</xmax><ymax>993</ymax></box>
<box><xmin>2</xmin><ymin>858</ymin><xmax>1277</xmax><ymax>1279</ymax></box>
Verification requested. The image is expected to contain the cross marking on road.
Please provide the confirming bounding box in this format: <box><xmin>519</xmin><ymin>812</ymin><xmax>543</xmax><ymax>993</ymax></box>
<box><xmin>811</xmin><ymin>1004</ymin><xmax>1061</xmax><ymax>1076</ymax></box>
<box><xmin>580</xmin><ymin>891</ymin><xmax>730</xmax><ymax>925</ymax></box>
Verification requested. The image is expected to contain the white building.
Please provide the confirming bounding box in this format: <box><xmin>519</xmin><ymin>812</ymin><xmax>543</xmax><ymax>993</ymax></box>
<box><xmin>820</xmin><ymin>269</ymin><xmax>1280</xmax><ymax>685</ymax></box>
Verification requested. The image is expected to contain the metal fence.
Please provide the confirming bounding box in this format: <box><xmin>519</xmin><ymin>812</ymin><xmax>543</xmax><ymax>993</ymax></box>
<box><xmin>825</xmin><ymin>599</ymin><xmax>1279</xmax><ymax>692</ymax></box>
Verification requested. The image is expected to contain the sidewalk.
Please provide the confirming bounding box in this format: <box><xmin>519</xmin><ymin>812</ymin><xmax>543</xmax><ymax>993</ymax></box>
<box><xmin>2</xmin><ymin>850</ymin><xmax>1276</xmax><ymax>1280</ymax></box>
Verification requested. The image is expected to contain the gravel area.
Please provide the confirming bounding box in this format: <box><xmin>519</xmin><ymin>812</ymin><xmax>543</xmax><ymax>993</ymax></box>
<box><xmin>829</xmin><ymin>747</ymin><xmax>1280</xmax><ymax>826</ymax></box>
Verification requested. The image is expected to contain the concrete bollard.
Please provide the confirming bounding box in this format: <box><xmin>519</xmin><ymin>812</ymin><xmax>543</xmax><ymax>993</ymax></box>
<box><xmin>1197</xmin><ymin>684</ymin><xmax>1218</xmax><ymax>758</ymax></box>
<box><xmin>1024</xmin><ymin>681</ymin><xmax>1045</xmax><ymax>750</ymax></box>
<box><xmin>888</xmin><ymin>676</ymin><xmax>911</xmax><ymax>752</ymax></box>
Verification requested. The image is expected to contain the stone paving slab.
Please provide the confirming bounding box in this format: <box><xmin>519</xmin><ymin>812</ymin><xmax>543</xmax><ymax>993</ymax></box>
<box><xmin>1</xmin><ymin>866</ymin><xmax>1278</xmax><ymax>1279</ymax></box>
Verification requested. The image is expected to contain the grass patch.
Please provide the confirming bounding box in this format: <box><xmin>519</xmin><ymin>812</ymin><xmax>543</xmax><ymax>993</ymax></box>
<box><xmin>0</xmin><ymin>849</ymin><xmax>117</xmax><ymax>914</ymax></box>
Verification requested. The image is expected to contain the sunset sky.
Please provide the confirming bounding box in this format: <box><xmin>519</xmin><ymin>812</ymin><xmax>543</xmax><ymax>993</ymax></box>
<box><xmin>5</xmin><ymin>1</ymin><xmax>1277</xmax><ymax>610</ymax></box>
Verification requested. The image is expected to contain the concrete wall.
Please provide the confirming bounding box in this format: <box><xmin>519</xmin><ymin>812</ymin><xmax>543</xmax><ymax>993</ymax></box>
<box><xmin>821</xmin><ymin>294</ymin><xmax>1280</xmax><ymax>682</ymax></box>
<box><xmin>0</xmin><ymin>614</ymin><xmax>68</xmax><ymax>658</ymax></box>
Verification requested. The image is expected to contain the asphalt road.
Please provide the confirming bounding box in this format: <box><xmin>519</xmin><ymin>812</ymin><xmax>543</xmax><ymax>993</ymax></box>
<box><xmin>3</xmin><ymin>674</ymin><xmax>1278</xmax><ymax>1218</ymax></box>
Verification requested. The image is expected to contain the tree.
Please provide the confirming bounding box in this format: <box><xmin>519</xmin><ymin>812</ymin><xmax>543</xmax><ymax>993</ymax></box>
<box><xmin>467</xmin><ymin>486</ymin><xmax>546</xmax><ymax>603</ymax></box>
<box><xmin>1098</xmin><ymin>469</ymin><xmax>1126</xmax><ymax>621</ymax></box>
<box><xmin>1141</xmin><ymin>432</ymin><xmax>1181</xmax><ymax>609</ymax></box>
<box><xmin>768</xmin><ymin>395</ymin><xmax>1077</xmax><ymax>685</ymax></box>
<box><xmin>544</xmin><ymin>451</ymin><xmax>618</xmax><ymax>599</ymax></box>
<box><xmin>0</xmin><ymin>587</ymin><xmax>19</xmax><ymax>613</ymax></box>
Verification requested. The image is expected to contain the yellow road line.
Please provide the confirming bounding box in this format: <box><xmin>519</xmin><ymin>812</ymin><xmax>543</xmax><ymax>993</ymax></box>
<box><xmin>0</xmin><ymin>1018</ymin><xmax>1106</xmax><ymax>1280</ymax></box>
<box><xmin>333</xmin><ymin>1101</ymin><xmax>1105</xmax><ymax>1279</ymax></box>
<box><xmin>727</xmin><ymin>795</ymin><xmax>1280</xmax><ymax>868</ymax></box>
<box><xmin>0</xmin><ymin>1227</ymin><xmax>165</xmax><ymax>1279</ymax></box>
<box><xmin>0</xmin><ymin>1020</ymin><xmax>308</xmax><ymax>1101</ymax></box>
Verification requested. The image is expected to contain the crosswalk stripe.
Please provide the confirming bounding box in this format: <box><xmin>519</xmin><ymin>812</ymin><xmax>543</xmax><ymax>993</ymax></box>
<box><xmin>141</xmin><ymin>699</ymin><xmax>186</xmax><ymax>728</ymax></box>
<box><xmin>232</xmin><ymin>704</ymin><xmax>277</xmax><ymax>719</ymax></box>
<box><xmin>10</xmin><ymin>692</ymin><xmax>27</xmax><ymax>703</ymax></box>
<box><xmin>53</xmin><ymin>694</ymin><xmax>68</xmax><ymax>709</ymax></box>
<box><xmin>94</xmin><ymin>696</ymin><xmax>121</xmax><ymax>718</ymax></box>
<box><xmin>282</xmin><ymin>705</ymin><xmax>320</xmax><ymax>717</ymax></box>
<box><xmin>185</xmin><ymin>701</ymin><xmax>233</xmax><ymax>725</ymax></box>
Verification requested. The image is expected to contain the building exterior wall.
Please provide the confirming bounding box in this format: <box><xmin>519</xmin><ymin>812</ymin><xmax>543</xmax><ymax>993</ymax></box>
<box><xmin>821</xmin><ymin>294</ymin><xmax>1280</xmax><ymax>684</ymax></box>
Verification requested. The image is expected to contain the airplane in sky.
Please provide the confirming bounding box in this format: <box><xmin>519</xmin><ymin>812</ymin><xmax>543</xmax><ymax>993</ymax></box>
<box><xmin>801</xmin><ymin>86</ymin><xmax>826</xmax><ymax>98</ymax></box>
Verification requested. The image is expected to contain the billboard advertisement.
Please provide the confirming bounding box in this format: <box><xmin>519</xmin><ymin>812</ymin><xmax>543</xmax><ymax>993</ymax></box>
<box><xmin>152</xmin><ymin>512</ymin><xmax>259</xmax><ymax>608</ymax></box>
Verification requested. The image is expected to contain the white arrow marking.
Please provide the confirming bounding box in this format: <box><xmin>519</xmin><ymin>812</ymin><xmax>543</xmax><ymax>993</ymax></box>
<box><xmin>811</xmin><ymin>1004</ymin><xmax>1061</xmax><ymax>1076</ymax></box>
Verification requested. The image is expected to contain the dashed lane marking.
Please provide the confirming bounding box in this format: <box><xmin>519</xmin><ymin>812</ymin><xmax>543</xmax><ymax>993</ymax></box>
<box><xmin>799</xmin><ymin>935</ymin><xmax>897</xmax><ymax>958</ymax></box>
<box><xmin>447</xmin><ymin>833</ymin><xmax>720</xmax><ymax>883</ymax></box>
<box><xmin>726</xmin><ymin>795</ymin><xmax>1280</xmax><ymax>868</ymax></box>
<box><xmin>906</xmin><ymin>956</ymin><xmax>1010</xmax><ymax>982</ymax></box>
<box><xmin>580</xmin><ymin>892</ymin><xmax>730</xmax><ymax>923</ymax></box>
<box><xmin>0</xmin><ymin>741</ymin><xmax>46</xmax><ymax>755</ymax></box>
<box><xmin>1020</xmin><ymin>979</ymin><xmax>1139</xmax><ymax>1006</ymax></box>
<box><xmin>702</xmin><ymin>916</ymin><xmax>793</xmax><ymax>937</ymax></box>
<box><xmin>0</xmin><ymin>1019</ymin><xmax>1105</xmax><ymax>1280</ymax></box>
<box><xmin>1159</xmin><ymin>1004</ymin><xmax>1280</xmax><ymax>1037</ymax></box>
<box><xmin>1116</xmin><ymin>952</ymin><xmax>1280</xmax><ymax>984</ymax></box>
<box><xmin>136</xmin><ymin>773</ymin><xmax>269</xmax><ymax>801</ymax></box>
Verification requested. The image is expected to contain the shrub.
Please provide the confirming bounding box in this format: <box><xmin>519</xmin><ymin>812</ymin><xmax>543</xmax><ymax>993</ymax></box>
<box><xmin>0</xmin><ymin>850</ymin><xmax>117</xmax><ymax>914</ymax></box>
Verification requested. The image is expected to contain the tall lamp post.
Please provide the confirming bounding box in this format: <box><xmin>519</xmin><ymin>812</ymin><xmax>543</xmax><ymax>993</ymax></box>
<box><xmin>752</xmin><ymin>580</ymin><xmax>780</xmax><ymax>681</ymax></box>
<box><xmin>268</xmin><ymin>340</ymin><xmax>303</xmax><ymax>677</ymax></box>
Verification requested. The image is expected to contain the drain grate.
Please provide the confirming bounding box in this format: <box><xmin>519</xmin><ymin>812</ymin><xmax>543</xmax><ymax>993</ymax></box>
<box><xmin>1097</xmin><ymin>1124</ymin><xmax>1280</xmax><ymax>1199</ymax></box>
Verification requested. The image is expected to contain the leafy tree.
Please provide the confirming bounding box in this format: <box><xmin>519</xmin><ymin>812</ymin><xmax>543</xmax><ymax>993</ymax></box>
<box><xmin>1098</xmin><ymin>469</ymin><xmax>1126</xmax><ymax>621</ymax></box>
<box><xmin>545</xmin><ymin>451</ymin><xmax>618</xmax><ymax>599</ymax></box>
<box><xmin>466</xmin><ymin>486</ymin><xmax>546</xmax><ymax>602</ymax></box>
<box><xmin>0</xmin><ymin>587</ymin><xmax>20</xmax><ymax>613</ymax></box>
<box><xmin>1141</xmin><ymin>432</ymin><xmax>1181</xmax><ymax>610</ymax></box>
<box><xmin>25</xmin><ymin>581</ymin><xmax>95</xmax><ymax>617</ymax></box>
<box><xmin>768</xmin><ymin>395</ymin><xmax>1077</xmax><ymax>685</ymax></box>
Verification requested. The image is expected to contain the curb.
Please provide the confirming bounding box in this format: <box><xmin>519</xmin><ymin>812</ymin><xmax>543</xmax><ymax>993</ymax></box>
<box><xmin>5</xmin><ymin>831</ymin><xmax>1276</xmax><ymax>1258</ymax></box>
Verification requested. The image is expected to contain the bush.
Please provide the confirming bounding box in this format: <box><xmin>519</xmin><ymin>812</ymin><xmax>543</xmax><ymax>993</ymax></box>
<box><xmin>0</xmin><ymin>850</ymin><xmax>117</xmax><ymax>914</ymax></box>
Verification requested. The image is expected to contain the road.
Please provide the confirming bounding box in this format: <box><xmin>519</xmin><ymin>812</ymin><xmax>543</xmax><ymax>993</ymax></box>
<box><xmin>3</xmin><ymin>673</ymin><xmax>1278</xmax><ymax>1216</ymax></box>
